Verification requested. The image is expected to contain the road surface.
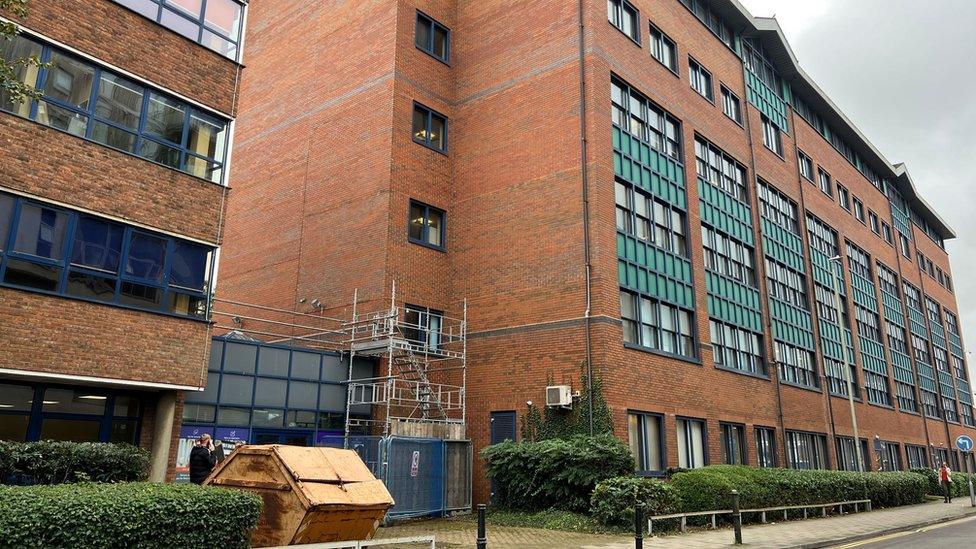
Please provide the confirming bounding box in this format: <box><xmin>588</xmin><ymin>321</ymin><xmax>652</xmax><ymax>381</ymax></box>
<box><xmin>834</xmin><ymin>514</ymin><xmax>976</xmax><ymax>548</ymax></box>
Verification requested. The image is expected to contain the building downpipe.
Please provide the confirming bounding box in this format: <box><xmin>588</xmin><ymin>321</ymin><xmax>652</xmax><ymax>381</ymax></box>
<box><xmin>577</xmin><ymin>0</ymin><xmax>594</xmax><ymax>435</ymax></box>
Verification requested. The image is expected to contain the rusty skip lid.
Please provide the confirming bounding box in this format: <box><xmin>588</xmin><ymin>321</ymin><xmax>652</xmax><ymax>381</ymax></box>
<box><xmin>271</xmin><ymin>446</ymin><xmax>377</xmax><ymax>483</ymax></box>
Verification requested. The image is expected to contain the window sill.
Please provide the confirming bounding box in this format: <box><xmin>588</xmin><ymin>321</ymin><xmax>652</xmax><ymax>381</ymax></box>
<box><xmin>412</xmin><ymin>137</ymin><xmax>449</xmax><ymax>156</ymax></box>
<box><xmin>624</xmin><ymin>342</ymin><xmax>701</xmax><ymax>365</ymax></box>
<box><xmin>763</xmin><ymin>145</ymin><xmax>785</xmax><ymax>161</ymax></box>
<box><xmin>652</xmin><ymin>57</ymin><xmax>680</xmax><ymax>78</ymax></box>
<box><xmin>714</xmin><ymin>364</ymin><xmax>770</xmax><ymax>381</ymax></box>
<box><xmin>416</xmin><ymin>45</ymin><xmax>451</xmax><ymax>67</ymax></box>
<box><xmin>692</xmin><ymin>90</ymin><xmax>716</xmax><ymax>106</ymax></box>
<box><xmin>724</xmin><ymin>114</ymin><xmax>745</xmax><ymax>129</ymax></box>
<box><xmin>780</xmin><ymin>380</ymin><xmax>823</xmax><ymax>394</ymax></box>
<box><xmin>408</xmin><ymin>238</ymin><xmax>447</xmax><ymax>253</ymax></box>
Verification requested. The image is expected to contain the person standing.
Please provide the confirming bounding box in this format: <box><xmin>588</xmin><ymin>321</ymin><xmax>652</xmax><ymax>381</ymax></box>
<box><xmin>939</xmin><ymin>462</ymin><xmax>953</xmax><ymax>503</ymax></box>
<box><xmin>189</xmin><ymin>434</ymin><xmax>219</xmax><ymax>484</ymax></box>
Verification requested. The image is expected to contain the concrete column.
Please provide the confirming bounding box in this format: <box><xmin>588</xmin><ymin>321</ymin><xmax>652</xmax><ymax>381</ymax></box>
<box><xmin>149</xmin><ymin>391</ymin><xmax>178</xmax><ymax>482</ymax></box>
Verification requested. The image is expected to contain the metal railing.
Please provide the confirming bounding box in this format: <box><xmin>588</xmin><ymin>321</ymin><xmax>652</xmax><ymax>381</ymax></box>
<box><xmin>263</xmin><ymin>536</ymin><xmax>435</xmax><ymax>549</ymax></box>
<box><xmin>648</xmin><ymin>498</ymin><xmax>872</xmax><ymax>534</ymax></box>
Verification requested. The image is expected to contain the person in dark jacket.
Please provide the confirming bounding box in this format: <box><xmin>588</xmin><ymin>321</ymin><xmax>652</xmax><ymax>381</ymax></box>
<box><xmin>189</xmin><ymin>434</ymin><xmax>219</xmax><ymax>484</ymax></box>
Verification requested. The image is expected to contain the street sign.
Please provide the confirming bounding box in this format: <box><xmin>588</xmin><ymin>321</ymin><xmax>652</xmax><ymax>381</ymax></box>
<box><xmin>957</xmin><ymin>435</ymin><xmax>975</xmax><ymax>453</ymax></box>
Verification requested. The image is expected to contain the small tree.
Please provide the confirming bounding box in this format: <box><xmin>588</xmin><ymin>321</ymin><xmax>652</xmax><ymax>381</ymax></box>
<box><xmin>1</xmin><ymin>0</ymin><xmax>45</xmax><ymax>106</ymax></box>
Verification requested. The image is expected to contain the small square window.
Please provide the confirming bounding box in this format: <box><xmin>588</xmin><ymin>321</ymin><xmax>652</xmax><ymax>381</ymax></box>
<box><xmin>412</xmin><ymin>103</ymin><xmax>448</xmax><ymax>152</ymax></box>
<box><xmin>408</xmin><ymin>200</ymin><xmax>446</xmax><ymax>250</ymax></box>
<box><xmin>415</xmin><ymin>11</ymin><xmax>450</xmax><ymax>63</ymax></box>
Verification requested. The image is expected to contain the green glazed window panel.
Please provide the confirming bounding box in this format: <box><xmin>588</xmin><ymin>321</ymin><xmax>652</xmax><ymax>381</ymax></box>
<box><xmin>745</xmin><ymin>71</ymin><xmax>790</xmax><ymax>132</ymax></box>
<box><xmin>948</xmin><ymin>333</ymin><xmax>963</xmax><ymax>356</ymax></box>
<box><xmin>891</xmin><ymin>351</ymin><xmax>914</xmax><ymax>383</ymax></box>
<box><xmin>613</xmin><ymin>128</ymin><xmax>687</xmax><ymax>207</ymax></box>
<box><xmin>890</xmin><ymin>203</ymin><xmax>911</xmax><ymax>238</ymax></box>
<box><xmin>698</xmin><ymin>178</ymin><xmax>753</xmax><ymax>219</ymax></box>
<box><xmin>958</xmin><ymin>381</ymin><xmax>972</xmax><ymax>405</ymax></box>
<box><xmin>618</xmin><ymin>260</ymin><xmax>694</xmax><ymax>309</ymax></box>
<box><xmin>880</xmin><ymin>293</ymin><xmax>906</xmax><ymax>328</ymax></box>
<box><xmin>858</xmin><ymin>336</ymin><xmax>888</xmax><ymax>375</ymax></box>
<box><xmin>930</xmin><ymin>327</ymin><xmax>947</xmax><ymax>350</ymax></box>
<box><xmin>907</xmin><ymin>310</ymin><xmax>928</xmax><ymax>337</ymax></box>
<box><xmin>819</xmin><ymin>321</ymin><xmax>856</xmax><ymax>362</ymax></box>
<box><xmin>699</xmin><ymin>204</ymin><xmax>754</xmax><ymax>247</ymax></box>
<box><xmin>810</xmin><ymin>250</ymin><xmax>847</xmax><ymax>295</ymax></box>
<box><xmin>848</xmin><ymin>274</ymin><xmax>878</xmax><ymax>310</ymax></box>
<box><xmin>771</xmin><ymin>318</ymin><xmax>815</xmax><ymax>350</ymax></box>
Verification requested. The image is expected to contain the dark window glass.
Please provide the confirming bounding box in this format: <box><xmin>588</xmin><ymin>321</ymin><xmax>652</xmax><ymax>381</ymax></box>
<box><xmin>109</xmin><ymin>419</ymin><xmax>138</xmax><ymax>444</ymax></box>
<box><xmin>287</xmin><ymin>410</ymin><xmax>317</xmax><ymax>429</ymax></box>
<box><xmin>415</xmin><ymin>12</ymin><xmax>450</xmax><ymax>62</ymax></box>
<box><xmin>3</xmin><ymin>258</ymin><xmax>61</xmax><ymax>291</ymax></box>
<box><xmin>13</xmin><ymin>203</ymin><xmax>68</xmax><ymax>259</ymax></box>
<box><xmin>94</xmin><ymin>73</ymin><xmax>143</xmax><ymax>132</ymax></box>
<box><xmin>40</xmin><ymin>418</ymin><xmax>101</xmax><ymax>442</ymax></box>
<box><xmin>649</xmin><ymin>24</ymin><xmax>677</xmax><ymax>72</ymax></box>
<box><xmin>65</xmin><ymin>271</ymin><xmax>116</xmax><ymax>302</ymax></box>
<box><xmin>125</xmin><ymin>232</ymin><xmax>167</xmax><ymax>282</ymax></box>
<box><xmin>42</xmin><ymin>51</ymin><xmax>94</xmax><ymax>110</ymax></box>
<box><xmin>119</xmin><ymin>281</ymin><xmax>163</xmax><ymax>308</ymax></box>
<box><xmin>0</xmin><ymin>35</ymin><xmax>43</xmax><ymax>117</ymax></box>
<box><xmin>608</xmin><ymin>0</ymin><xmax>640</xmax><ymax>42</ymax></box>
<box><xmin>721</xmin><ymin>86</ymin><xmax>741</xmax><ymax>124</ymax></box>
<box><xmin>42</xmin><ymin>388</ymin><xmax>107</xmax><ymax>414</ymax></box>
<box><xmin>628</xmin><ymin>412</ymin><xmax>663</xmax><ymax>472</ymax></box>
<box><xmin>145</xmin><ymin>92</ymin><xmax>186</xmax><ymax>144</ymax></box>
<box><xmin>288</xmin><ymin>381</ymin><xmax>319</xmax><ymax>409</ymax></box>
<box><xmin>688</xmin><ymin>58</ymin><xmax>713</xmax><ymax>101</ymax></box>
<box><xmin>218</xmin><ymin>375</ymin><xmax>254</xmax><ymax>406</ymax></box>
<box><xmin>169</xmin><ymin>241</ymin><xmax>209</xmax><ymax>291</ymax></box>
<box><xmin>0</xmin><ymin>414</ymin><xmax>30</xmax><ymax>441</ymax></box>
<box><xmin>721</xmin><ymin>423</ymin><xmax>745</xmax><ymax>464</ymax></box>
<box><xmin>761</xmin><ymin>115</ymin><xmax>782</xmax><ymax>156</ymax></box>
<box><xmin>412</xmin><ymin>103</ymin><xmax>447</xmax><ymax>152</ymax></box>
<box><xmin>319</xmin><ymin>384</ymin><xmax>346</xmax><ymax>411</ymax></box>
<box><xmin>224</xmin><ymin>342</ymin><xmax>258</xmax><ymax>374</ymax></box>
<box><xmin>254</xmin><ymin>378</ymin><xmax>287</xmax><ymax>407</ymax></box>
<box><xmin>0</xmin><ymin>194</ymin><xmax>12</xmax><ymax>251</ymax></box>
<box><xmin>257</xmin><ymin>347</ymin><xmax>290</xmax><ymax>377</ymax></box>
<box><xmin>291</xmin><ymin>352</ymin><xmax>321</xmax><ymax>380</ymax></box>
<box><xmin>218</xmin><ymin>407</ymin><xmax>250</xmax><ymax>426</ymax></box>
<box><xmin>756</xmin><ymin>427</ymin><xmax>776</xmax><ymax>467</ymax></box>
<box><xmin>71</xmin><ymin>216</ymin><xmax>123</xmax><ymax>273</ymax></box>
<box><xmin>408</xmin><ymin>201</ymin><xmax>446</xmax><ymax>249</ymax></box>
<box><xmin>0</xmin><ymin>383</ymin><xmax>35</xmax><ymax>411</ymax></box>
<box><xmin>168</xmin><ymin>291</ymin><xmax>207</xmax><ymax>317</ymax></box>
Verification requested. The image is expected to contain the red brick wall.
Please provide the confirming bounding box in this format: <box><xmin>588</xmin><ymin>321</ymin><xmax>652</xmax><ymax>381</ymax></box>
<box><xmin>2</xmin><ymin>0</ymin><xmax>240</xmax><ymax>115</ymax></box>
<box><xmin>0</xmin><ymin>288</ymin><xmax>212</xmax><ymax>388</ymax></box>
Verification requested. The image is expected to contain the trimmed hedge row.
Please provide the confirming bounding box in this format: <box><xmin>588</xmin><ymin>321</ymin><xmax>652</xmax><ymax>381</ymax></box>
<box><xmin>0</xmin><ymin>483</ymin><xmax>262</xmax><ymax>548</ymax></box>
<box><xmin>669</xmin><ymin>466</ymin><xmax>926</xmax><ymax>512</ymax></box>
<box><xmin>0</xmin><ymin>441</ymin><xmax>150</xmax><ymax>484</ymax></box>
<box><xmin>590</xmin><ymin>476</ymin><xmax>679</xmax><ymax>526</ymax></box>
<box><xmin>482</xmin><ymin>434</ymin><xmax>634</xmax><ymax>512</ymax></box>
<box><xmin>910</xmin><ymin>468</ymin><xmax>970</xmax><ymax>497</ymax></box>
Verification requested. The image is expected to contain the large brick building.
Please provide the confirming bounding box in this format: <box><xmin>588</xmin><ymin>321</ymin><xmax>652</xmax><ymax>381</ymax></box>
<box><xmin>222</xmin><ymin>0</ymin><xmax>974</xmax><ymax>500</ymax></box>
<box><xmin>0</xmin><ymin>0</ymin><xmax>245</xmax><ymax>479</ymax></box>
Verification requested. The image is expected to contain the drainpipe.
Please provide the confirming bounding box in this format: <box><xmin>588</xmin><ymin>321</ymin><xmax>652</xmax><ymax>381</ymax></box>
<box><xmin>577</xmin><ymin>0</ymin><xmax>594</xmax><ymax>435</ymax></box>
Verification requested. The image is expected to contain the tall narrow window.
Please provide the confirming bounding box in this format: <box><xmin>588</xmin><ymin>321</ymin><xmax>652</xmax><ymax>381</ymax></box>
<box><xmin>677</xmin><ymin>418</ymin><xmax>706</xmax><ymax>468</ymax></box>
<box><xmin>837</xmin><ymin>184</ymin><xmax>850</xmax><ymax>210</ymax></box>
<box><xmin>853</xmin><ymin>198</ymin><xmax>865</xmax><ymax>223</ymax></box>
<box><xmin>415</xmin><ymin>11</ymin><xmax>450</xmax><ymax>62</ymax></box>
<box><xmin>412</xmin><ymin>103</ymin><xmax>447</xmax><ymax>152</ymax></box>
<box><xmin>688</xmin><ymin>58</ymin><xmax>714</xmax><ymax>102</ymax></box>
<box><xmin>756</xmin><ymin>427</ymin><xmax>776</xmax><ymax>467</ymax></box>
<box><xmin>408</xmin><ymin>201</ymin><xmax>446</xmax><ymax>250</ymax></box>
<box><xmin>721</xmin><ymin>423</ymin><xmax>746</xmax><ymax>465</ymax></box>
<box><xmin>721</xmin><ymin>86</ymin><xmax>742</xmax><ymax>124</ymax></box>
<box><xmin>628</xmin><ymin>412</ymin><xmax>664</xmax><ymax>472</ymax></box>
<box><xmin>869</xmin><ymin>211</ymin><xmax>880</xmax><ymax>234</ymax></box>
<box><xmin>797</xmin><ymin>151</ymin><xmax>814</xmax><ymax>181</ymax></box>
<box><xmin>787</xmin><ymin>431</ymin><xmax>828</xmax><ymax>470</ymax></box>
<box><xmin>818</xmin><ymin>168</ymin><xmax>833</xmax><ymax>197</ymax></box>
<box><xmin>649</xmin><ymin>23</ymin><xmax>677</xmax><ymax>72</ymax></box>
<box><xmin>761</xmin><ymin>115</ymin><xmax>782</xmax><ymax>156</ymax></box>
<box><xmin>608</xmin><ymin>0</ymin><xmax>640</xmax><ymax>43</ymax></box>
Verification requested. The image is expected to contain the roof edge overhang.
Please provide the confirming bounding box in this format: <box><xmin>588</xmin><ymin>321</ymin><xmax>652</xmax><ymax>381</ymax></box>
<box><xmin>718</xmin><ymin>4</ymin><xmax>955</xmax><ymax>240</ymax></box>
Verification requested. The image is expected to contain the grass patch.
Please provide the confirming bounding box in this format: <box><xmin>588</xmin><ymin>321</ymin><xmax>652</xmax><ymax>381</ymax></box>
<box><xmin>462</xmin><ymin>508</ymin><xmax>630</xmax><ymax>535</ymax></box>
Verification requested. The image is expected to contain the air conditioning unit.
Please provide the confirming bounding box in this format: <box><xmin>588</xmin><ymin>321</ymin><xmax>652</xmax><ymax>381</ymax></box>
<box><xmin>545</xmin><ymin>385</ymin><xmax>573</xmax><ymax>408</ymax></box>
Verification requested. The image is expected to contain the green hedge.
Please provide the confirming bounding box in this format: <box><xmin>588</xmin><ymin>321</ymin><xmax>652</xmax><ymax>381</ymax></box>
<box><xmin>670</xmin><ymin>466</ymin><xmax>927</xmax><ymax>513</ymax></box>
<box><xmin>590</xmin><ymin>476</ymin><xmax>680</xmax><ymax>526</ymax></box>
<box><xmin>910</xmin><ymin>468</ymin><xmax>970</xmax><ymax>497</ymax></box>
<box><xmin>0</xmin><ymin>483</ymin><xmax>262</xmax><ymax>548</ymax></box>
<box><xmin>482</xmin><ymin>434</ymin><xmax>634</xmax><ymax>512</ymax></box>
<box><xmin>0</xmin><ymin>441</ymin><xmax>150</xmax><ymax>484</ymax></box>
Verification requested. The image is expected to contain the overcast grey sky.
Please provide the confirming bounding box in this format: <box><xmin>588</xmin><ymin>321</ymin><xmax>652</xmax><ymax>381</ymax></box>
<box><xmin>740</xmin><ymin>0</ymin><xmax>976</xmax><ymax>349</ymax></box>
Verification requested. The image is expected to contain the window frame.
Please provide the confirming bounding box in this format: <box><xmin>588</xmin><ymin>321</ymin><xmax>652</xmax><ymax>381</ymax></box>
<box><xmin>648</xmin><ymin>22</ymin><xmax>678</xmax><ymax>74</ymax></box>
<box><xmin>720</xmin><ymin>422</ymin><xmax>747</xmax><ymax>465</ymax></box>
<box><xmin>797</xmin><ymin>150</ymin><xmax>814</xmax><ymax>181</ymax></box>
<box><xmin>620</xmin><ymin>289</ymin><xmax>697</xmax><ymax>360</ymax></box>
<box><xmin>761</xmin><ymin>114</ymin><xmax>783</xmax><ymax>157</ymax></box>
<box><xmin>818</xmin><ymin>168</ymin><xmax>833</xmax><ymax>197</ymax></box>
<box><xmin>411</xmin><ymin>101</ymin><xmax>448</xmax><ymax>153</ymax></box>
<box><xmin>720</xmin><ymin>85</ymin><xmax>742</xmax><ymax>125</ymax></box>
<box><xmin>415</xmin><ymin>10</ymin><xmax>451</xmax><ymax>64</ymax></box>
<box><xmin>407</xmin><ymin>200</ymin><xmax>446</xmax><ymax>251</ymax></box>
<box><xmin>607</xmin><ymin>0</ymin><xmax>641</xmax><ymax>45</ymax></box>
<box><xmin>755</xmin><ymin>426</ymin><xmax>777</xmax><ymax>467</ymax></box>
<box><xmin>688</xmin><ymin>56</ymin><xmax>714</xmax><ymax>103</ymax></box>
<box><xmin>628</xmin><ymin>410</ymin><xmax>667</xmax><ymax>475</ymax></box>
<box><xmin>676</xmin><ymin>416</ymin><xmax>708</xmax><ymax>469</ymax></box>
<box><xmin>0</xmin><ymin>192</ymin><xmax>214</xmax><ymax>320</ymax></box>
<box><xmin>111</xmin><ymin>0</ymin><xmax>245</xmax><ymax>61</ymax></box>
<box><xmin>837</xmin><ymin>184</ymin><xmax>850</xmax><ymax>211</ymax></box>
<box><xmin>1</xmin><ymin>34</ymin><xmax>230</xmax><ymax>184</ymax></box>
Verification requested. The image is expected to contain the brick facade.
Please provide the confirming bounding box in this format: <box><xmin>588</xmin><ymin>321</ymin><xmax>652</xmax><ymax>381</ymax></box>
<box><xmin>221</xmin><ymin>0</ymin><xmax>976</xmax><ymax>503</ymax></box>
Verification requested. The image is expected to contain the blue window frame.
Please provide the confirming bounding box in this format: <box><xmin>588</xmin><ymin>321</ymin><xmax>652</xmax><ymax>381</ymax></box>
<box><xmin>408</xmin><ymin>200</ymin><xmax>446</xmax><ymax>250</ymax></box>
<box><xmin>113</xmin><ymin>0</ymin><xmax>245</xmax><ymax>60</ymax></box>
<box><xmin>0</xmin><ymin>192</ymin><xmax>214</xmax><ymax>319</ymax></box>
<box><xmin>0</xmin><ymin>382</ymin><xmax>142</xmax><ymax>445</ymax></box>
<box><xmin>415</xmin><ymin>11</ymin><xmax>450</xmax><ymax>63</ymax></box>
<box><xmin>0</xmin><ymin>34</ymin><xmax>230</xmax><ymax>183</ymax></box>
<box><xmin>412</xmin><ymin>102</ymin><xmax>448</xmax><ymax>153</ymax></box>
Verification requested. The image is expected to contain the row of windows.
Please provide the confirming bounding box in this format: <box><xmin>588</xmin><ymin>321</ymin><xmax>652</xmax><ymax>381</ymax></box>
<box><xmin>917</xmin><ymin>250</ymin><xmax>954</xmax><ymax>292</ymax></box>
<box><xmin>0</xmin><ymin>35</ymin><xmax>229</xmax><ymax>183</ymax></box>
<box><xmin>115</xmin><ymin>0</ymin><xmax>244</xmax><ymax>60</ymax></box>
<box><xmin>0</xmin><ymin>383</ymin><xmax>142</xmax><ymax>444</ymax></box>
<box><xmin>620</xmin><ymin>290</ymin><xmax>695</xmax><ymax>358</ymax></box>
<box><xmin>611</xmin><ymin>78</ymin><xmax>682</xmax><ymax>161</ymax></box>
<box><xmin>615</xmin><ymin>181</ymin><xmax>688</xmax><ymax>257</ymax></box>
<box><xmin>777</xmin><ymin>341</ymin><xmax>818</xmax><ymax>389</ymax></box>
<box><xmin>678</xmin><ymin>0</ymin><xmax>735</xmax><ymax>49</ymax></box>
<box><xmin>709</xmin><ymin>320</ymin><xmax>765</xmax><ymax>375</ymax></box>
<box><xmin>694</xmin><ymin>136</ymin><xmax>748</xmax><ymax>201</ymax></box>
<box><xmin>0</xmin><ymin>193</ymin><xmax>213</xmax><ymax>318</ymax></box>
<box><xmin>742</xmin><ymin>37</ymin><xmax>784</xmax><ymax>97</ymax></box>
<box><xmin>628</xmin><ymin>412</ymin><xmax>770</xmax><ymax>473</ymax></box>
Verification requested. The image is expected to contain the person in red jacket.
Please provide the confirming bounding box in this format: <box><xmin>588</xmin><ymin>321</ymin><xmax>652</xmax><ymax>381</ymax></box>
<box><xmin>939</xmin><ymin>462</ymin><xmax>953</xmax><ymax>503</ymax></box>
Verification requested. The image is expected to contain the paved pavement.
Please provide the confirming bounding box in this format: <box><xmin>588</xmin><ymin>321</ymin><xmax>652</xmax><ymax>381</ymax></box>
<box><xmin>833</xmin><ymin>514</ymin><xmax>976</xmax><ymax>548</ymax></box>
<box><xmin>374</xmin><ymin>499</ymin><xmax>976</xmax><ymax>548</ymax></box>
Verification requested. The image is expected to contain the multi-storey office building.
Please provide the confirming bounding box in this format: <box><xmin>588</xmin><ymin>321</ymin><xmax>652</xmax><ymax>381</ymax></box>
<box><xmin>219</xmin><ymin>0</ymin><xmax>975</xmax><ymax>500</ymax></box>
<box><xmin>0</xmin><ymin>0</ymin><xmax>245</xmax><ymax>480</ymax></box>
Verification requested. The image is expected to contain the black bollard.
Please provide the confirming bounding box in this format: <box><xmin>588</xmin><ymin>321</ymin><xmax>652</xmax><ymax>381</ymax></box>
<box><xmin>635</xmin><ymin>505</ymin><xmax>644</xmax><ymax>549</ymax></box>
<box><xmin>732</xmin><ymin>489</ymin><xmax>742</xmax><ymax>545</ymax></box>
<box><xmin>477</xmin><ymin>503</ymin><xmax>487</xmax><ymax>549</ymax></box>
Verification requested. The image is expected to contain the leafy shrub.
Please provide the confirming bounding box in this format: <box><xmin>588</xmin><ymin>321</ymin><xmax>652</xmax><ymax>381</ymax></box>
<box><xmin>0</xmin><ymin>483</ymin><xmax>262</xmax><ymax>548</ymax></box>
<box><xmin>590</xmin><ymin>476</ymin><xmax>680</xmax><ymax>526</ymax></box>
<box><xmin>910</xmin><ymin>467</ymin><xmax>970</xmax><ymax>497</ymax></box>
<box><xmin>482</xmin><ymin>434</ymin><xmax>634</xmax><ymax>512</ymax></box>
<box><xmin>670</xmin><ymin>466</ymin><xmax>926</xmax><ymax>513</ymax></box>
<box><xmin>0</xmin><ymin>440</ymin><xmax>150</xmax><ymax>485</ymax></box>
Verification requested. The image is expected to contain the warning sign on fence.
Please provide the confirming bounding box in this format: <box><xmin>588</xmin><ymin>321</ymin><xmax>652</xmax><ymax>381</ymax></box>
<box><xmin>410</xmin><ymin>451</ymin><xmax>421</xmax><ymax>477</ymax></box>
